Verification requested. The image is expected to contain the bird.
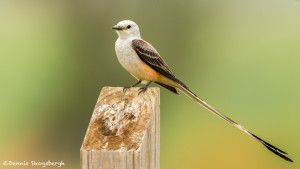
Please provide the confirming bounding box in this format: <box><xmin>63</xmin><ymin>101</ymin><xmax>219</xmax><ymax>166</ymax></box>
<box><xmin>112</xmin><ymin>20</ymin><xmax>293</xmax><ymax>162</ymax></box>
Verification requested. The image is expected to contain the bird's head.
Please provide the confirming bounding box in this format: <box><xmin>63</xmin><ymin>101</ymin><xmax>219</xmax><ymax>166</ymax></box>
<box><xmin>112</xmin><ymin>20</ymin><xmax>141</xmax><ymax>39</ymax></box>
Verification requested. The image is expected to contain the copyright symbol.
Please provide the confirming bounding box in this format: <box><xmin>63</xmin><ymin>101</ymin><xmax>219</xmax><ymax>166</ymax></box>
<box><xmin>3</xmin><ymin>161</ymin><xmax>8</xmax><ymax>166</ymax></box>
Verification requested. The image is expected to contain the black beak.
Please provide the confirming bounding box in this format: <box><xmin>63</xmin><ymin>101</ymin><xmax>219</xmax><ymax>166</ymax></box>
<box><xmin>112</xmin><ymin>25</ymin><xmax>123</xmax><ymax>30</ymax></box>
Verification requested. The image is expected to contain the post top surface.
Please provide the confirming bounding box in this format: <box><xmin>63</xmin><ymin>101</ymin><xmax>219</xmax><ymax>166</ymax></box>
<box><xmin>81</xmin><ymin>87</ymin><xmax>160</xmax><ymax>152</ymax></box>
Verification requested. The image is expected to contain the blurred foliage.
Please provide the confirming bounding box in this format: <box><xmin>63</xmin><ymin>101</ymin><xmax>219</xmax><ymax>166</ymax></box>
<box><xmin>0</xmin><ymin>0</ymin><xmax>299</xmax><ymax>169</ymax></box>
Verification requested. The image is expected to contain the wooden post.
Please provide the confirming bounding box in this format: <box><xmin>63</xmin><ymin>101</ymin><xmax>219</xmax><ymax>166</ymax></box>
<box><xmin>80</xmin><ymin>87</ymin><xmax>160</xmax><ymax>169</ymax></box>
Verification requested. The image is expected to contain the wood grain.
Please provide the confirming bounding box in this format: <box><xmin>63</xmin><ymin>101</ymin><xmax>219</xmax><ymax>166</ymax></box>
<box><xmin>81</xmin><ymin>87</ymin><xmax>160</xmax><ymax>169</ymax></box>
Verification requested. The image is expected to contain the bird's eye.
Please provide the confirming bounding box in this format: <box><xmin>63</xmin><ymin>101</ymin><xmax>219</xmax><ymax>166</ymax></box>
<box><xmin>127</xmin><ymin>25</ymin><xmax>131</xmax><ymax>29</ymax></box>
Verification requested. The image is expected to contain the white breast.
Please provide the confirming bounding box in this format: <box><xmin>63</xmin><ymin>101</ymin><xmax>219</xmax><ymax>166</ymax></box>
<box><xmin>115</xmin><ymin>38</ymin><xmax>145</xmax><ymax>81</ymax></box>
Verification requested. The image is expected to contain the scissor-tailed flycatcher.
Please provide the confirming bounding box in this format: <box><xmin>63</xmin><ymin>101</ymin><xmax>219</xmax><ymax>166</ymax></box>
<box><xmin>112</xmin><ymin>20</ymin><xmax>292</xmax><ymax>162</ymax></box>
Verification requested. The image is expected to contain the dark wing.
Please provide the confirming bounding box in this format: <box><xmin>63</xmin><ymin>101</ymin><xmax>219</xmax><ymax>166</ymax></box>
<box><xmin>131</xmin><ymin>39</ymin><xmax>188</xmax><ymax>89</ymax></box>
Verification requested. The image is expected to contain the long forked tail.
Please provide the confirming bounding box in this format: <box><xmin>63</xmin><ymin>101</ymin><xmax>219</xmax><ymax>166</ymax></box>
<box><xmin>178</xmin><ymin>85</ymin><xmax>293</xmax><ymax>162</ymax></box>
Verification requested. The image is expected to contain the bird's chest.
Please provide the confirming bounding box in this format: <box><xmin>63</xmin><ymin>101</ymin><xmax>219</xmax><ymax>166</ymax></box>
<box><xmin>115</xmin><ymin>39</ymin><xmax>143</xmax><ymax>74</ymax></box>
<box><xmin>115</xmin><ymin>39</ymin><xmax>158</xmax><ymax>82</ymax></box>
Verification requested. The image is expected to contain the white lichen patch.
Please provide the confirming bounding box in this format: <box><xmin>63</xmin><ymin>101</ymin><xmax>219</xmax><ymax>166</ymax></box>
<box><xmin>118</xmin><ymin>143</ymin><xmax>126</xmax><ymax>151</ymax></box>
<box><xmin>102</xmin><ymin>142</ymin><xmax>108</xmax><ymax>149</ymax></box>
<box><xmin>96</xmin><ymin>104</ymin><xmax>109</xmax><ymax>113</ymax></box>
<box><xmin>123</xmin><ymin>99</ymin><xmax>143</xmax><ymax>122</ymax></box>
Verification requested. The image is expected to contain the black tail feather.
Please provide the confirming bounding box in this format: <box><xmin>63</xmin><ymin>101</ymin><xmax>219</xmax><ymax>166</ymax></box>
<box><xmin>249</xmin><ymin>133</ymin><xmax>293</xmax><ymax>162</ymax></box>
<box><xmin>155</xmin><ymin>82</ymin><xmax>180</xmax><ymax>95</ymax></box>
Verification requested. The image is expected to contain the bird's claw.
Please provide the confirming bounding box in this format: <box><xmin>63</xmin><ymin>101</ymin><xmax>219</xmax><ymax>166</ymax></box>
<box><xmin>123</xmin><ymin>86</ymin><xmax>131</xmax><ymax>93</ymax></box>
<box><xmin>138</xmin><ymin>87</ymin><xmax>148</xmax><ymax>95</ymax></box>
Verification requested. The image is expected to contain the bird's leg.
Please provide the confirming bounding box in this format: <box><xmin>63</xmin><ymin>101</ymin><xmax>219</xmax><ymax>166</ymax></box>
<box><xmin>123</xmin><ymin>80</ymin><xmax>142</xmax><ymax>93</ymax></box>
<box><xmin>138</xmin><ymin>81</ymin><xmax>152</xmax><ymax>95</ymax></box>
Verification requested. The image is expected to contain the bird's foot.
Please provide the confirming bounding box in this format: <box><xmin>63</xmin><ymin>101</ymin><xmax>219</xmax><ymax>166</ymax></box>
<box><xmin>123</xmin><ymin>80</ymin><xmax>142</xmax><ymax>94</ymax></box>
<box><xmin>138</xmin><ymin>86</ymin><xmax>148</xmax><ymax>95</ymax></box>
<box><xmin>123</xmin><ymin>86</ymin><xmax>131</xmax><ymax>93</ymax></box>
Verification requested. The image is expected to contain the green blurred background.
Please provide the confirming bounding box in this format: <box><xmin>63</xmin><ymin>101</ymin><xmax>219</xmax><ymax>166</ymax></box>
<box><xmin>1</xmin><ymin>0</ymin><xmax>299</xmax><ymax>168</ymax></box>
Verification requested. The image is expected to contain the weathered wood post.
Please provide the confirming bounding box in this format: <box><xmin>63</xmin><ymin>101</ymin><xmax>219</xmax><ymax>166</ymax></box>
<box><xmin>80</xmin><ymin>87</ymin><xmax>160</xmax><ymax>169</ymax></box>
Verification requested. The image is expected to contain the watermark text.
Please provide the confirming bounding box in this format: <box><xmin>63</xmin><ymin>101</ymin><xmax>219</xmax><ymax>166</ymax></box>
<box><xmin>3</xmin><ymin>160</ymin><xmax>65</xmax><ymax>167</ymax></box>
